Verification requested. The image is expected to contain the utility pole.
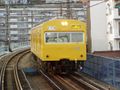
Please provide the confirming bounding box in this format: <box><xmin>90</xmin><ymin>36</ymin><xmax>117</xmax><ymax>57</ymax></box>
<box><xmin>5</xmin><ymin>5</ymin><xmax>12</xmax><ymax>52</ymax></box>
<box><xmin>60</xmin><ymin>2</ymin><xmax>63</xmax><ymax>16</ymax></box>
<box><xmin>31</xmin><ymin>10</ymin><xmax>34</xmax><ymax>28</ymax></box>
<box><xmin>66</xmin><ymin>0</ymin><xmax>72</xmax><ymax>19</ymax></box>
<box><xmin>81</xmin><ymin>0</ymin><xmax>91</xmax><ymax>53</ymax></box>
<box><xmin>86</xmin><ymin>5</ymin><xmax>91</xmax><ymax>53</ymax></box>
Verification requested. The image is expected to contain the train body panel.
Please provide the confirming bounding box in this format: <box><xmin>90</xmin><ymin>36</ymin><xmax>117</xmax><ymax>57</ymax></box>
<box><xmin>42</xmin><ymin>44</ymin><xmax>86</xmax><ymax>61</ymax></box>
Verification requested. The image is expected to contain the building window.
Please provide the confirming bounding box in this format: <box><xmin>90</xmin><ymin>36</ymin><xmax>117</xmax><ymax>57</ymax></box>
<box><xmin>115</xmin><ymin>3</ymin><xmax>120</xmax><ymax>15</ymax></box>
<box><xmin>119</xmin><ymin>22</ymin><xmax>120</xmax><ymax>36</ymax></box>
<box><xmin>109</xmin><ymin>42</ymin><xmax>113</xmax><ymax>51</ymax></box>
<box><xmin>119</xmin><ymin>9</ymin><xmax>120</xmax><ymax>16</ymax></box>
<box><xmin>119</xmin><ymin>42</ymin><xmax>120</xmax><ymax>50</ymax></box>
<box><xmin>107</xmin><ymin>4</ymin><xmax>111</xmax><ymax>15</ymax></box>
<box><xmin>108</xmin><ymin>23</ymin><xmax>112</xmax><ymax>34</ymax></box>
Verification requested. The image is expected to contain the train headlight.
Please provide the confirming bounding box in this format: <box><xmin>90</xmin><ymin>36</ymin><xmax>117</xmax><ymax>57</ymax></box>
<box><xmin>61</xmin><ymin>21</ymin><xmax>68</xmax><ymax>26</ymax></box>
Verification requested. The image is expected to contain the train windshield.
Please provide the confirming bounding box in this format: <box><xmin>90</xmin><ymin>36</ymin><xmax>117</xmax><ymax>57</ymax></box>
<box><xmin>45</xmin><ymin>32</ymin><xmax>84</xmax><ymax>43</ymax></box>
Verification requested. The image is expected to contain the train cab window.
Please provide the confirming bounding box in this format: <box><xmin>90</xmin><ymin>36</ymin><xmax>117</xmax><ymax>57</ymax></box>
<box><xmin>45</xmin><ymin>32</ymin><xmax>84</xmax><ymax>43</ymax></box>
<box><xmin>45</xmin><ymin>33</ymin><xmax>57</xmax><ymax>43</ymax></box>
<box><xmin>71</xmin><ymin>33</ymin><xmax>83</xmax><ymax>42</ymax></box>
<box><xmin>58</xmin><ymin>33</ymin><xmax>70</xmax><ymax>42</ymax></box>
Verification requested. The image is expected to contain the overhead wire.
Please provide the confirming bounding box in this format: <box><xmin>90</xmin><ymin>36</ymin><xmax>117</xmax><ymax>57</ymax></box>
<box><xmin>81</xmin><ymin>0</ymin><xmax>109</xmax><ymax>9</ymax></box>
<box><xmin>89</xmin><ymin>0</ymin><xmax>108</xmax><ymax>8</ymax></box>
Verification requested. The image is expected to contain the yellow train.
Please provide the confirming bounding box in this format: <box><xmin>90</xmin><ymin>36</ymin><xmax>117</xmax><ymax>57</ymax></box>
<box><xmin>30</xmin><ymin>19</ymin><xmax>86</xmax><ymax>73</ymax></box>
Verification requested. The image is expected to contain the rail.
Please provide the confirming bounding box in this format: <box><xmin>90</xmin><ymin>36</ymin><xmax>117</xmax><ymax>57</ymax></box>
<box><xmin>0</xmin><ymin>49</ymin><xmax>30</xmax><ymax>90</ymax></box>
<box><xmin>53</xmin><ymin>75</ymin><xmax>83</xmax><ymax>90</ymax></box>
<box><xmin>13</xmin><ymin>50</ymin><xmax>30</xmax><ymax>90</ymax></box>
<box><xmin>71</xmin><ymin>72</ymin><xmax>114</xmax><ymax>90</ymax></box>
<box><xmin>39</xmin><ymin>70</ymin><xmax>62</xmax><ymax>90</ymax></box>
<box><xmin>46</xmin><ymin>73</ymin><xmax>113</xmax><ymax>90</ymax></box>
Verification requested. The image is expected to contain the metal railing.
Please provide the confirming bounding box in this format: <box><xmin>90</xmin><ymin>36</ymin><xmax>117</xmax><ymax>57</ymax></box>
<box><xmin>82</xmin><ymin>54</ymin><xmax>120</xmax><ymax>89</ymax></box>
<box><xmin>0</xmin><ymin>42</ymin><xmax>30</xmax><ymax>54</ymax></box>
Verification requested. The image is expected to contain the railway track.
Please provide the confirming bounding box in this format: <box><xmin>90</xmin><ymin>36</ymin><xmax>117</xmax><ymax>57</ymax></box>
<box><xmin>68</xmin><ymin>74</ymin><xmax>107</xmax><ymax>90</ymax></box>
<box><xmin>39</xmin><ymin>70</ymin><xmax>62</xmax><ymax>90</ymax></box>
<box><xmin>71</xmin><ymin>72</ymin><xmax>116</xmax><ymax>90</ymax></box>
<box><xmin>52</xmin><ymin>74</ymin><xmax>84</xmax><ymax>90</ymax></box>
<box><xmin>2</xmin><ymin>50</ymin><xmax>114</xmax><ymax>90</ymax></box>
<box><xmin>0</xmin><ymin>49</ymin><xmax>32</xmax><ymax>90</ymax></box>
<box><xmin>39</xmin><ymin>70</ymin><xmax>97</xmax><ymax>90</ymax></box>
<box><xmin>31</xmin><ymin>54</ymin><xmax>114</xmax><ymax>90</ymax></box>
<box><xmin>0</xmin><ymin>54</ymin><xmax>6</xmax><ymax>59</ymax></box>
<box><xmin>39</xmin><ymin>69</ymin><xmax>115</xmax><ymax>90</ymax></box>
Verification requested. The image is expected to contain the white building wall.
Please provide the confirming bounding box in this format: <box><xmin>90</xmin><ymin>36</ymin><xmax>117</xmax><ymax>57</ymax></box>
<box><xmin>90</xmin><ymin>1</ymin><xmax>108</xmax><ymax>52</ymax></box>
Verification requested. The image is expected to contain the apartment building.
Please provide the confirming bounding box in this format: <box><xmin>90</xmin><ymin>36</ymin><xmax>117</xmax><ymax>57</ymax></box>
<box><xmin>106</xmin><ymin>0</ymin><xmax>120</xmax><ymax>50</ymax></box>
<box><xmin>0</xmin><ymin>0</ymin><xmax>45</xmax><ymax>4</ymax></box>
<box><xmin>0</xmin><ymin>3</ymin><xmax>85</xmax><ymax>51</ymax></box>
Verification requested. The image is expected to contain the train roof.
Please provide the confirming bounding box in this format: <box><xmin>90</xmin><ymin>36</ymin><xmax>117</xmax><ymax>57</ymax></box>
<box><xmin>31</xmin><ymin>19</ymin><xmax>86</xmax><ymax>31</ymax></box>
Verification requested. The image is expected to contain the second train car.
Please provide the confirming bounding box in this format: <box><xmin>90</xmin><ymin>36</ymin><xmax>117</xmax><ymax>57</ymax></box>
<box><xmin>30</xmin><ymin>19</ymin><xmax>86</xmax><ymax>73</ymax></box>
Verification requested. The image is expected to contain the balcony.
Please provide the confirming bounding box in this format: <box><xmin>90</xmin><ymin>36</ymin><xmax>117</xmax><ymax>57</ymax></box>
<box><xmin>113</xmin><ymin>8</ymin><xmax>120</xmax><ymax>20</ymax></box>
<box><xmin>11</xmin><ymin>37</ymin><xmax>19</xmax><ymax>41</ymax></box>
<box><xmin>114</xmin><ymin>36</ymin><xmax>120</xmax><ymax>40</ymax></box>
<box><xmin>10</xmin><ymin>31</ymin><xmax>18</xmax><ymax>35</ymax></box>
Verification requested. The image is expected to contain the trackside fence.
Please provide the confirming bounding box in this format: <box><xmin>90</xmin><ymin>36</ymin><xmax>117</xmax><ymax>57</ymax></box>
<box><xmin>82</xmin><ymin>54</ymin><xmax>120</xmax><ymax>89</ymax></box>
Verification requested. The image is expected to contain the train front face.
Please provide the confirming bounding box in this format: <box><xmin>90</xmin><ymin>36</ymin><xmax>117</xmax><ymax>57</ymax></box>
<box><xmin>41</xmin><ymin>19</ymin><xmax>87</xmax><ymax>62</ymax></box>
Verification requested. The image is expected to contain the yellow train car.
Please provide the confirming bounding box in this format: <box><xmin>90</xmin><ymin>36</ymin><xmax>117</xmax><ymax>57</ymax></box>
<box><xmin>31</xmin><ymin>19</ymin><xmax>86</xmax><ymax>73</ymax></box>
